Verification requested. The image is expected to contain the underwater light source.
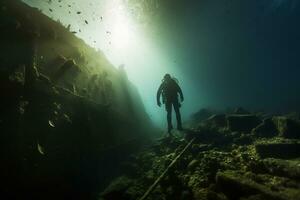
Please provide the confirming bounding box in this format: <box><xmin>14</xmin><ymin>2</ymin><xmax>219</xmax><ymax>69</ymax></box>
<box><xmin>111</xmin><ymin>19</ymin><xmax>132</xmax><ymax>49</ymax></box>
<box><xmin>107</xmin><ymin>1</ymin><xmax>136</xmax><ymax>50</ymax></box>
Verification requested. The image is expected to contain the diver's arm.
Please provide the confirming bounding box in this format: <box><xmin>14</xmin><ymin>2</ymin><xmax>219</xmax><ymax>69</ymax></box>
<box><xmin>156</xmin><ymin>84</ymin><xmax>163</xmax><ymax>107</ymax></box>
<box><xmin>177</xmin><ymin>84</ymin><xmax>184</xmax><ymax>102</ymax></box>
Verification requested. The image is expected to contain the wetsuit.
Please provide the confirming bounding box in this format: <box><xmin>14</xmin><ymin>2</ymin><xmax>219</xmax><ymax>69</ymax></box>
<box><xmin>157</xmin><ymin>78</ymin><xmax>184</xmax><ymax>132</ymax></box>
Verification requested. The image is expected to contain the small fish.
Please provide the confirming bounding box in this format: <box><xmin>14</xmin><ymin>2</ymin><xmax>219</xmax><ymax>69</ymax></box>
<box><xmin>85</xmin><ymin>20</ymin><xmax>88</xmax><ymax>24</ymax></box>
<box><xmin>49</xmin><ymin>8</ymin><xmax>53</xmax><ymax>12</ymax></box>
<box><xmin>64</xmin><ymin>114</ymin><xmax>72</xmax><ymax>123</ymax></box>
<box><xmin>71</xmin><ymin>31</ymin><xmax>77</xmax><ymax>34</ymax></box>
<box><xmin>37</xmin><ymin>142</ymin><xmax>45</xmax><ymax>155</ymax></box>
<box><xmin>48</xmin><ymin>120</ymin><xmax>55</xmax><ymax>128</ymax></box>
<box><xmin>77</xmin><ymin>11</ymin><xmax>81</xmax><ymax>14</ymax></box>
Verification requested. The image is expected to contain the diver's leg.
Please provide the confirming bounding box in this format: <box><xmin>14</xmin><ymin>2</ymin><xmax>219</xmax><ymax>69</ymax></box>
<box><xmin>165</xmin><ymin>102</ymin><xmax>173</xmax><ymax>133</ymax></box>
<box><xmin>174</xmin><ymin>101</ymin><xmax>183</xmax><ymax>130</ymax></box>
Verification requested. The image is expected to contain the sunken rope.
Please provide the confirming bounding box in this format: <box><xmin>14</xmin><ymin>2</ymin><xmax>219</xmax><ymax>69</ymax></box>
<box><xmin>138</xmin><ymin>138</ymin><xmax>195</xmax><ymax>200</ymax></box>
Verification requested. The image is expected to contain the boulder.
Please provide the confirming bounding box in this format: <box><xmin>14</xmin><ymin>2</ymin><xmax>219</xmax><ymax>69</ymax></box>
<box><xmin>272</xmin><ymin>117</ymin><xmax>300</xmax><ymax>139</ymax></box>
<box><xmin>227</xmin><ymin>115</ymin><xmax>261</xmax><ymax>132</ymax></box>
<box><xmin>252</xmin><ymin>118</ymin><xmax>278</xmax><ymax>138</ymax></box>
<box><xmin>255</xmin><ymin>140</ymin><xmax>300</xmax><ymax>159</ymax></box>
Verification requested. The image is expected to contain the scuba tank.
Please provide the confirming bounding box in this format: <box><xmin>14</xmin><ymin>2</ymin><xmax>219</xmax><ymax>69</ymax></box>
<box><xmin>161</xmin><ymin>76</ymin><xmax>180</xmax><ymax>104</ymax></box>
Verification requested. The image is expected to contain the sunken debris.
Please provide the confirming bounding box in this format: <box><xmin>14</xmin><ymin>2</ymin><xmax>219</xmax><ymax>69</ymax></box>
<box><xmin>101</xmin><ymin>109</ymin><xmax>300</xmax><ymax>200</ymax></box>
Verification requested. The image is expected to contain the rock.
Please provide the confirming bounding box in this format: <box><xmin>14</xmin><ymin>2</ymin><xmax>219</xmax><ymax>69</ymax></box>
<box><xmin>273</xmin><ymin>117</ymin><xmax>300</xmax><ymax>139</ymax></box>
<box><xmin>227</xmin><ymin>115</ymin><xmax>262</xmax><ymax>132</ymax></box>
<box><xmin>255</xmin><ymin>140</ymin><xmax>300</xmax><ymax>159</ymax></box>
<box><xmin>216</xmin><ymin>170</ymin><xmax>299</xmax><ymax>200</ymax></box>
<box><xmin>252</xmin><ymin>118</ymin><xmax>278</xmax><ymax>138</ymax></box>
<box><xmin>216</xmin><ymin>171</ymin><xmax>263</xmax><ymax>199</ymax></box>
<box><xmin>188</xmin><ymin>159</ymin><xmax>199</xmax><ymax>171</ymax></box>
<box><xmin>261</xmin><ymin>158</ymin><xmax>300</xmax><ymax>180</ymax></box>
<box><xmin>187</xmin><ymin>171</ymin><xmax>210</xmax><ymax>189</ymax></box>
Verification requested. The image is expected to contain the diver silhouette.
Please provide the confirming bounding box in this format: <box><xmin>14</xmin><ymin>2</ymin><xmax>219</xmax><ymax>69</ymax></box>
<box><xmin>157</xmin><ymin>74</ymin><xmax>184</xmax><ymax>134</ymax></box>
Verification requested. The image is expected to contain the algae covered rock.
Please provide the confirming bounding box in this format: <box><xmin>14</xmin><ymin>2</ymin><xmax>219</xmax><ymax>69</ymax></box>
<box><xmin>216</xmin><ymin>171</ymin><xmax>262</xmax><ymax>199</ymax></box>
<box><xmin>185</xmin><ymin>128</ymin><xmax>232</xmax><ymax>145</ymax></box>
<box><xmin>255</xmin><ymin>139</ymin><xmax>300</xmax><ymax>159</ymax></box>
<box><xmin>216</xmin><ymin>170</ymin><xmax>300</xmax><ymax>200</ymax></box>
<box><xmin>188</xmin><ymin>159</ymin><xmax>200</xmax><ymax>171</ymax></box>
<box><xmin>273</xmin><ymin>116</ymin><xmax>300</xmax><ymax>139</ymax></box>
<box><xmin>261</xmin><ymin>158</ymin><xmax>300</xmax><ymax>180</ymax></box>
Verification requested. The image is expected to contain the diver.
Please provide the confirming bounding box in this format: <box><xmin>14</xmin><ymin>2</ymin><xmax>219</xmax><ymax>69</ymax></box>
<box><xmin>157</xmin><ymin>74</ymin><xmax>184</xmax><ymax>134</ymax></box>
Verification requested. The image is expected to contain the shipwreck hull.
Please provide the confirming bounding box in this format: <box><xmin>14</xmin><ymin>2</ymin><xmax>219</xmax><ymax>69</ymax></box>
<box><xmin>0</xmin><ymin>0</ymin><xmax>154</xmax><ymax>199</ymax></box>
